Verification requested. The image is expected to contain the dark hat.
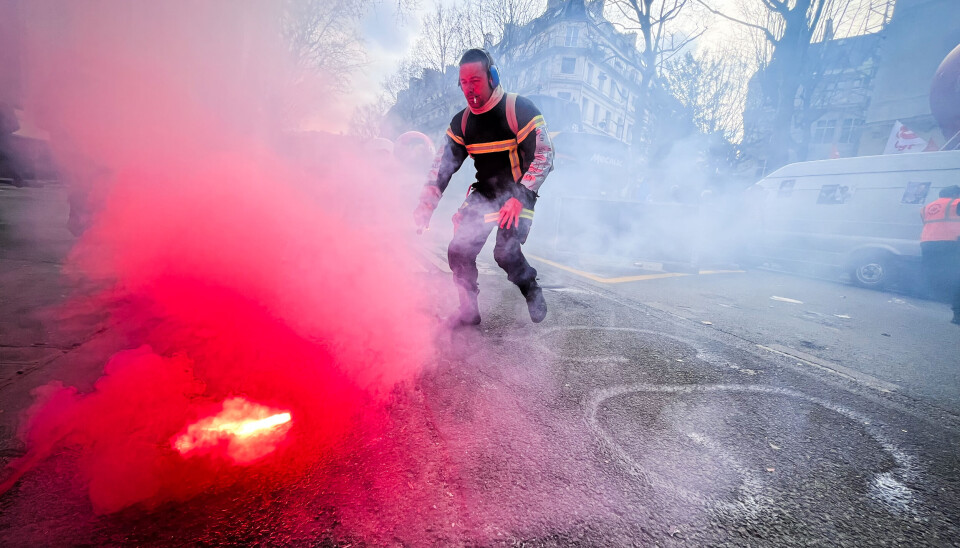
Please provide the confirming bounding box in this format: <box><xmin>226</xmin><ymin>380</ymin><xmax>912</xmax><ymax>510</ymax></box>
<box><xmin>939</xmin><ymin>185</ymin><xmax>960</xmax><ymax>198</ymax></box>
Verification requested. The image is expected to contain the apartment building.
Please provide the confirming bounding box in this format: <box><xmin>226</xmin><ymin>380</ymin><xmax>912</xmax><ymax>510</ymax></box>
<box><xmin>496</xmin><ymin>0</ymin><xmax>644</xmax><ymax>145</ymax></box>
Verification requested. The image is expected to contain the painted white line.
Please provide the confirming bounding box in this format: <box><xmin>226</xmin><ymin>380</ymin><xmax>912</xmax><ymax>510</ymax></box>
<box><xmin>585</xmin><ymin>382</ymin><xmax>920</xmax><ymax>518</ymax></box>
<box><xmin>417</xmin><ymin>249</ymin><xmax>451</xmax><ymax>273</ymax></box>
<box><xmin>502</xmin><ymin>324</ymin><xmax>921</xmax><ymax>517</ymax></box>
<box><xmin>759</xmin><ymin>344</ymin><xmax>900</xmax><ymax>394</ymax></box>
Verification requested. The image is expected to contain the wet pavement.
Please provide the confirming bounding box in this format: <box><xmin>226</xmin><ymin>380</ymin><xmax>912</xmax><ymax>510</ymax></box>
<box><xmin>2</xmin><ymin>184</ymin><xmax>959</xmax><ymax>546</ymax></box>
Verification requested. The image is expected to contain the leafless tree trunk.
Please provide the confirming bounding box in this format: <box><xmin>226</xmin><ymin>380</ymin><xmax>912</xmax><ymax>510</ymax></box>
<box><xmin>698</xmin><ymin>0</ymin><xmax>894</xmax><ymax>170</ymax></box>
<box><xmin>603</xmin><ymin>0</ymin><xmax>703</xmax><ymax>158</ymax></box>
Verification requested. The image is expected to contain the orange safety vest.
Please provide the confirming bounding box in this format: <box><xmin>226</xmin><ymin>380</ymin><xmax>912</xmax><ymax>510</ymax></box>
<box><xmin>920</xmin><ymin>197</ymin><xmax>960</xmax><ymax>242</ymax></box>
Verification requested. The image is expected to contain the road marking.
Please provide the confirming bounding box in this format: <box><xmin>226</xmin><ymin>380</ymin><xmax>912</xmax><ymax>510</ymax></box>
<box><xmin>698</xmin><ymin>269</ymin><xmax>745</xmax><ymax>275</ymax></box>
<box><xmin>585</xmin><ymin>382</ymin><xmax>919</xmax><ymax>518</ymax></box>
<box><xmin>502</xmin><ymin>324</ymin><xmax>922</xmax><ymax>517</ymax></box>
<box><xmin>528</xmin><ymin>254</ymin><xmax>743</xmax><ymax>284</ymax></box>
<box><xmin>770</xmin><ymin>296</ymin><xmax>803</xmax><ymax>304</ymax></box>
<box><xmin>758</xmin><ymin>343</ymin><xmax>900</xmax><ymax>394</ymax></box>
<box><xmin>571</xmin><ymin>288</ymin><xmax>960</xmax><ymax>433</ymax></box>
<box><xmin>417</xmin><ymin>249</ymin><xmax>451</xmax><ymax>273</ymax></box>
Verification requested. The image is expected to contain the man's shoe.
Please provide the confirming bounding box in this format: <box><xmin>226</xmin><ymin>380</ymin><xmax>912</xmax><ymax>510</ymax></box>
<box><xmin>952</xmin><ymin>312</ymin><xmax>960</xmax><ymax>325</ymax></box>
<box><xmin>458</xmin><ymin>310</ymin><xmax>482</xmax><ymax>326</ymax></box>
<box><xmin>444</xmin><ymin>309</ymin><xmax>480</xmax><ymax>328</ymax></box>
<box><xmin>449</xmin><ymin>287</ymin><xmax>481</xmax><ymax>327</ymax></box>
<box><xmin>525</xmin><ymin>285</ymin><xmax>547</xmax><ymax>323</ymax></box>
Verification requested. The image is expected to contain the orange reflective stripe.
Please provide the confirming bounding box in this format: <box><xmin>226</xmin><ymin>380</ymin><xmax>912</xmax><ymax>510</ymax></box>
<box><xmin>446</xmin><ymin>128</ymin><xmax>464</xmax><ymax>146</ymax></box>
<box><xmin>469</xmin><ymin>138</ymin><xmax>517</xmax><ymax>149</ymax></box>
<box><xmin>516</xmin><ymin>115</ymin><xmax>545</xmax><ymax>142</ymax></box>
<box><xmin>483</xmin><ymin>210</ymin><xmax>534</xmax><ymax>223</ymax></box>
<box><xmin>509</xmin><ymin>148</ymin><xmax>522</xmax><ymax>182</ymax></box>
<box><xmin>466</xmin><ymin>139</ymin><xmax>517</xmax><ymax>155</ymax></box>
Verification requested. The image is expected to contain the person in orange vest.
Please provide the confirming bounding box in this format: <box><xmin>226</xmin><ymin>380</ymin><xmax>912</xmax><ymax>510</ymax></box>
<box><xmin>920</xmin><ymin>185</ymin><xmax>960</xmax><ymax>325</ymax></box>
<box><xmin>413</xmin><ymin>48</ymin><xmax>554</xmax><ymax>327</ymax></box>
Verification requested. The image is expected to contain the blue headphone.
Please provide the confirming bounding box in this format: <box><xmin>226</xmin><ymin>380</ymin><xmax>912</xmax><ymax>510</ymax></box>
<box><xmin>484</xmin><ymin>50</ymin><xmax>501</xmax><ymax>88</ymax></box>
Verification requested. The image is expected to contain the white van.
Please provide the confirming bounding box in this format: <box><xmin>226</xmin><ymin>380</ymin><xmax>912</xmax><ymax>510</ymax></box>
<box><xmin>744</xmin><ymin>150</ymin><xmax>960</xmax><ymax>289</ymax></box>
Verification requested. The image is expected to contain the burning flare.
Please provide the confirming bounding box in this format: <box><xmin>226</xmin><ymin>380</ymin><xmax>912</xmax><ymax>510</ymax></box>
<box><xmin>173</xmin><ymin>397</ymin><xmax>292</xmax><ymax>464</ymax></box>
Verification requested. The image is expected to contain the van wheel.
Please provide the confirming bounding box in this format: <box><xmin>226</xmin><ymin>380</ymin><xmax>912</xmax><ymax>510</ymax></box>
<box><xmin>849</xmin><ymin>252</ymin><xmax>893</xmax><ymax>289</ymax></box>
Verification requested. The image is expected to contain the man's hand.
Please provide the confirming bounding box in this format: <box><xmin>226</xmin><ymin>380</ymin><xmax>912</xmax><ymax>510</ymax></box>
<box><xmin>498</xmin><ymin>197</ymin><xmax>523</xmax><ymax>229</ymax></box>
<box><xmin>414</xmin><ymin>185</ymin><xmax>442</xmax><ymax>232</ymax></box>
<box><xmin>414</xmin><ymin>202</ymin><xmax>435</xmax><ymax>231</ymax></box>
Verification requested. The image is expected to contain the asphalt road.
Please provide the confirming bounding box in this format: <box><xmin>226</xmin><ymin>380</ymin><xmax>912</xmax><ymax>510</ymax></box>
<box><xmin>1</xmin><ymin>184</ymin><xmax>959</xmax><ymax>546</ymax></box>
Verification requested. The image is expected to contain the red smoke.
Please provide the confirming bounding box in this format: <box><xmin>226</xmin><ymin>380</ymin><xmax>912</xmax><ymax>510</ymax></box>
<box><xmin>4</xmin><ymin>1</ymin><xmax>435</xmax><ymax>514</ymax></box>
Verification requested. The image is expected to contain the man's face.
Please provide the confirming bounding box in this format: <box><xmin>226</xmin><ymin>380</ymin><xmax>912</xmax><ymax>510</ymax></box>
<box><xmin>459</xmin><ymin>61</ymin><xmax>494</xmax><ymax>108</ymax></box>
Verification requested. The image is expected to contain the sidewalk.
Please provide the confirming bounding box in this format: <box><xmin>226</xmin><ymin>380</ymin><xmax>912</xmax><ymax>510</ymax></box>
<box><xmin>0</xmin><ymin>183</ymin><xmax>113</xmax><ymax>457</ymax></box>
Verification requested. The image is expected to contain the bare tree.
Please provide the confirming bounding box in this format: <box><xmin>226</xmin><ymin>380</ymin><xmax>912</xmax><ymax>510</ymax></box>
<box><xmin>601</xmin><ymin>0</ymin><xmax>705</xmax><ymax>156</ymax></box>
<box><xmin>380</xmin><ymin>60</ymin><xmax>425</xmax><ymax>104</ymax></box>
<box><xmin>605</xmin><ymin>0</ymin><xmax>704</xmax><ymax>95</ymax></box>
<box><xmin>348</xmin><ymin>97</ymin><xmax>392</xmax><ymax>139</ymax></box>
<box><xmin>384</xmin><ymin>0</ymin><xmax>543</xmax><ymax>100</ymax></box>
<box><xmin>281</xmin><ymin>0</ymin><xmax>369</xmax><ymax>88</ymax></box>
<box><xmin>462</xmin><ymin>0</ymin><xmax>546</xmax><ymax>67</ymax></box>
<box><xmin>414</xmin><ymin>1</ymin><xmax>471</xmax><ymax>74</ymax></box>
<box><xmin>281</xmin><ymin>0</ymin><xmax>421</xmax><ymax>86</ymax></box>
<box><xmin>662</xmin><ymin>48</ymin><xmax>748</xmax><ymax>141</ymax></box>
<box><xmin>698</xmin><ymin>0</ymin><xmax>895</xmax><ymax>169</ymax></box>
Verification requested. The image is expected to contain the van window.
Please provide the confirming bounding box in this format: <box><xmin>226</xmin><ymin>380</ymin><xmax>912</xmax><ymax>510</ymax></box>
<box><xmin>778</xmin><ymin>180</ymin><xmax>795</xmax><ymax>197</ymax></box>
<box><xmin>817</xmin><ymin>184</ymin><xmax>853</xmax><ymax>204</ymax></box>
<box><xmin>901</xmin><ymin>182</ymin><xmax>931</xmax><ymax>204</ymax></box>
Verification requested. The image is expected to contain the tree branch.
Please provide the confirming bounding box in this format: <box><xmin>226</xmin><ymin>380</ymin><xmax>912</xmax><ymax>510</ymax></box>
<box><xmin>761</xmin><ymin>0</ymin><xmax>788</xmax><ymax>16</ymax></box>
<box><xmin>695</xmin><ymin>0</ymin><xmax>777</xmax><ymax>43</ymax></box>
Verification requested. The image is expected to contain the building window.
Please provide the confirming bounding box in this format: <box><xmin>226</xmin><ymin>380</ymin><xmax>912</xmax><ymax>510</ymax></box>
<box><xmin>813</xmin><ymin>119</ymin><xmax>836</xmax><ymax>144</ymax></box>
<box><xmin>582</xmin><ymin>97</ymin><xmax>589</xmax><ymax>116</ymax></box>
<box><xmin>565</xmin><ymin>26</ymin><xmax>580</xmax><ymax>47</ymax></box>
<box><xmin>561</xmin><ymin>57</ymin><xmax>576</xmax><ymax>74</ymax></box>
<box><xmin>838</xmin><ymin>118</ymin><xmax>863</xmax><ymax>144</ymax></box>
<box><xmin>592</xmin><ymin>104</ymin><xmax>599</xmax><ymax>125</ymax></box>
<box><xmin>558</xmin><ymin>91</ymin><xmax>571</xmax><ymax>100</ymax></box>
<box><xmin>586</xmin><ymin>64</ymin><xmax>594</xmax><ymax>85</ymax></box>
